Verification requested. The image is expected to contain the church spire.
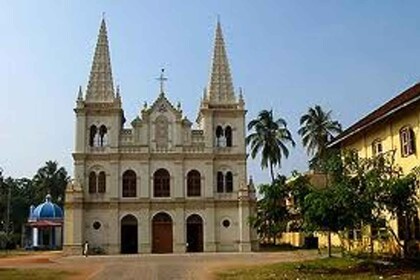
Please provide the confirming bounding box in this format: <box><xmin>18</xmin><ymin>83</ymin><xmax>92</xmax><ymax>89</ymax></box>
<box><xmin>85</xmin><ymin>18</ymin><xmax>115</xmax><ymax>102</ymax></box>
<box><xmin>207</xmin><ymin>18</ymin><xmax>236</xmax><ymax>104</ymax></box>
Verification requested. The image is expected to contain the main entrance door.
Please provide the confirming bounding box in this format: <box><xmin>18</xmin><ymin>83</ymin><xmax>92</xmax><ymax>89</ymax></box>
<box><xmin>152</xmin><ymin>212</ymin><xmax>173</xmax><ymax>253</ymax></box>
<box><xmin>121</xmin><ymin>215</ymin><xmax>138</xmax><ymax>254</ymax></box>
<box><xmin>186</xmin><ymin>214</ymin><xmax>203</xmax><ymax>252</ymax></box>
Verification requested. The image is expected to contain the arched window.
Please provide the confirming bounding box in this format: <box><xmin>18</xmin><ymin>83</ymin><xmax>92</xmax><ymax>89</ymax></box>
<box><xmin>89</xmin><ymin>125</ymin><xmax>97</xmax><ymax>147</ymax></box>
<box><xmin>187</xmin><ymin>170</ymin><xmax>201</xmax><ymax>197</ymax></box>
<box><xmin>215</xmin><ymin>126</ymin><xmax>224</xmax><ymax>147</ymax></box>
<box><xmin>154</xmin><ymin>169</ymin><xmax>170</xmax><ymax>197</ymax></box>
<box><xmin>122</xmin><ymin>170</ymin><xmax>136</xmax><ymax>197</ymax></box>
<box><xmin>99</xmin><ymin>125</ymin><xmax>108</xmax><ymax>147</ymax></box>
<box><xmin>217</xmin><ymin>172</ymin><xmax>224</xmax><ymax>193</ymax></box>
<box><xmin>400</xmin><ymin>127</ymin><xmax>416</xmax><ymax>157</ymax></box>
<box><xmin>225</xmin><ymin>172</ymin><xmax>233</xmax><ymax>193</ymax></box>
<box><xmin>98</xmin><ymin>171</ymin><xmax>106</xmax><ymax>193</ymax></box>
<box><xmin>88</xmin><ymin>171</ymin><xmax>97</xmax><ymax>193</ymax></box>
<box><xmin>225</xmin><ymin>126</ymin><xmax>232</xmax><ymax>147</ymax></box>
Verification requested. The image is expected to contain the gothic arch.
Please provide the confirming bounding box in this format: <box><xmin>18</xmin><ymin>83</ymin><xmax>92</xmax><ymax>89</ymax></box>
<box><xmin>217</xmin><ymin>171</ymin><xmax>224</xmax><ymax>193</ymax></box>
<box><xmin>98</xmin><ymin>171</ymin><xmax>106</xmax><ymax>193</ymax></box>
<box><xmin>154</xmin><ymin>168</ymin><xmax>170</xmax><ymax>197</ymax></box>
<box><xmin>99</xmin><ymin>125</ymin><xmax>108</xmax><ymax>147</ymax></box>
<box><xmin>120</xmin><ymin>214</ymin><xmax>138</xmax><ymax>254</ymax></box>
<box><xmin>88</xmin><ymin>171</ymin><xmax>97</xmax><ymax>193</ymax></box>
<box><xmin>225</xmin><ymin>126</ymin><xmax>232</xmax><ymax>147</ymax></box>
<box><xmin>122</xmin><ymin>170</ymin><xmax>137</xmax><ymax>197</ymax></box>
<box><xmin>89</xmin><ymin>125</ymin><xmax>97</xmax><ymax>147</ymax></box>
<box><xmin>152</xmin><ymin>212</ymin><xmax>173</xmax><ymax>253</ymax></box>
<box><xmin>186</xmin><ymin>214</ymin><xmax>204</xmax><ymax>252</ymax></box>
<box><xmin>187</xmin><ymin>170</ymin><xmax>201</xmax><ymax>197</ymax></box>
<box><xmin>225</xmin><ymin>171</ymin><xmax>233</xmax><ymax>193</ymax></box>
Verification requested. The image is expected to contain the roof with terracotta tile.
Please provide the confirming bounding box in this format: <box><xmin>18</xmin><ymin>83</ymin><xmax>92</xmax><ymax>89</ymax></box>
<box><xmin>329</xmin><ymin>83</ymin><xmax>420</xmax><ymax>147</ymax></box>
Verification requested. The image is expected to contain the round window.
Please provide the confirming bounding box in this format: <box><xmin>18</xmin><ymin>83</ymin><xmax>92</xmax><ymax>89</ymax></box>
<box><xmin>222</xmin><ymin>219</ymin><xmax>230</xmax><ymax>228</ymax></box>
<box><xmin>93</xmin><ymin>221</ymin><xmax>101</xmax><ymax>230</ymax></box>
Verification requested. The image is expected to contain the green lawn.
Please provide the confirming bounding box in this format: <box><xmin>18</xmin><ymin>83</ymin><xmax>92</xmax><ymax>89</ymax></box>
<box><xmin>217</xmin><ymin>257</ymin><xmax>420</xmax><ymax>279</ymax></box>
<box><xmin>0</xmin><ymin>268</ymin><xmax>74</xmax><ymax>280</ymax></box>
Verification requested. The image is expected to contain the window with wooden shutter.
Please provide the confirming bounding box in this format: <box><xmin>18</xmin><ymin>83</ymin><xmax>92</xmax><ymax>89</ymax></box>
<box><xmin>98</xmin><ymin>171</ymin><xmax>106</xmax><ymax>193</ymax></box>
<box><xmin>122</xmin><ymin>170</ymin><xmax>137</xmax><ymax>197</ymax></box>
<box><xmin>154</xmin><ymin>169</ymin><xmax>170</xmax><ymax>197</ymax></box>
<box><xmin>89</xmin><ymin>171</ymin><xmax>97</xmax><ymax>193</ymax></box>
<box><xmin>187</xmin><ymin>170</ymin><xmax>201</xmax><ymax>197</ymax></box>
<box><xmin>217</xmin><ymin>172</ymin><xmax>224</xmax><ymax>193</ymax></box>
<box><xmin>400</xmin><ymin>127</ymin><xmax>416</xmax><ymax>157</ymax></box>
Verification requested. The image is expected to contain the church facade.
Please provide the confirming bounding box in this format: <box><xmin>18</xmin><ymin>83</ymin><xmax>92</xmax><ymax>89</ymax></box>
<box><xmin>63</xmin><ymin>19</ymin><xmax>258</xmax><ymax>255</ymax></box>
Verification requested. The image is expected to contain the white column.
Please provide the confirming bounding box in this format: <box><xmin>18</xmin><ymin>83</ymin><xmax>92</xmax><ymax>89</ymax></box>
<box><xmin>33</xmin><ymin>227</ymin><xmax>38</xmax><ymax>247</ymax></box>
<box><xmin>55</xmin><ymin>227</ymin><xmax>62</xmax><ymax>248</ymax></box>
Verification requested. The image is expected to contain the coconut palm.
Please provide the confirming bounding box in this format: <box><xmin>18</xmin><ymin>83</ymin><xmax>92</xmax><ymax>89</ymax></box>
<box><xmin>247</xmin><ymin>110</ymin><xmax>295</xmax><ymax>182</ymax></box>
<box><xmin>298</xmin><ymin>105</ymin><xmax>342</xmax><ymax>170</ymax></box>
<box><xmin>32</xmin><ymin>161</ymin><xmax>69</xmax><ymax>207</ymax></box>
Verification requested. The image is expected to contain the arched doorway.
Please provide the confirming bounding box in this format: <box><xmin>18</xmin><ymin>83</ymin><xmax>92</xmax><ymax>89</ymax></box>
<box><xmin>152</xmin><ymin>212</ymin><xmax>173</xmax><ymax>253</ymax></box>
<box><xmin>121</xmin><ymin>215</ymin><xmax>138</xmax><ymax>254</ymax></box>
<box><xmin>186</xmin><ymin>214</ymin><xmax>203</xmax><ymax>252</ymax></box>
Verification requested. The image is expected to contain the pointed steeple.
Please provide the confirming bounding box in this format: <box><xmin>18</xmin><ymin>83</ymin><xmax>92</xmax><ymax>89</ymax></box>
<box><xmin>207</xmin><ymin>19</ymin><xmax>236</xmax><ymax>104</ymax></box>
<box><xmin>85</xmin><ymin>18</ymin><xmax>115</xmax><ymax>102</ymax></box>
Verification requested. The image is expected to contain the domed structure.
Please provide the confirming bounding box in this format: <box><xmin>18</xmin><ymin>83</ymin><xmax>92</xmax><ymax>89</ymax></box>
<box><xmin>32</xmin><ymin>194</ymin><xmax>63</xmax><ymax>220</ymax></box>
<box><xmin>26</xmin><ymin>194</ymin><xmax>63</xmax><ymax>250</ymax></box>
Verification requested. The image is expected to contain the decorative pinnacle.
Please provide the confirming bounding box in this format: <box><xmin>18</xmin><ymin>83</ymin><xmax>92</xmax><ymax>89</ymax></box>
<box><xmin>116</xmin><ymin>85</ymin><xmax>120</xmax><ymax>97</ymax></box>
<box><xmin>202</xmin><ymin>87</ymin><xmax>207</xmax><ymax>100</ymax></box>
<box><xmin>77</xmin><ymin>85</ymin><xmax>83</xmax><ymax>100</ymax></box>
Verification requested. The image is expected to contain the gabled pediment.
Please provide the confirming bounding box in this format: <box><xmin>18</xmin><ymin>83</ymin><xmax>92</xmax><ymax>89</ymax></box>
<box><xmin>143</xmin><ymin>93</ymin><xmax>182</xmax><ymax>119</ymax></box>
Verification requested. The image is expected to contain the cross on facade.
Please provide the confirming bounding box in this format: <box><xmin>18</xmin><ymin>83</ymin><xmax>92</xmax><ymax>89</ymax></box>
<box><xmin>157</xmin><ymin>68</ymin><xmax>168</xmax><ymax>94</ymax></box>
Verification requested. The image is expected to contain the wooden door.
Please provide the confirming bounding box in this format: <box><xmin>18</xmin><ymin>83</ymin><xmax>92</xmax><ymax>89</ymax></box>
<box><xmin>152</xmin><ymin>213</ymin><xmax>173</xmax><ymax>253</ymax></box>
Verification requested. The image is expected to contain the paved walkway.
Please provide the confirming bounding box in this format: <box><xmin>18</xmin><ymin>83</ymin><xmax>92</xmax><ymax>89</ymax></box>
<box><xmin>0</xmin><ymin>251</ymin><xmax>319</xmax><ymax>280</ymax></box>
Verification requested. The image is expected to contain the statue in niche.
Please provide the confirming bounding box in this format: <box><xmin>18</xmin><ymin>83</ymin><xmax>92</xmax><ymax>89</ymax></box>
<box><xmin>155</xmin><ymin>115</ymin><xmax>168</xmax><ymax>149</ymax></box>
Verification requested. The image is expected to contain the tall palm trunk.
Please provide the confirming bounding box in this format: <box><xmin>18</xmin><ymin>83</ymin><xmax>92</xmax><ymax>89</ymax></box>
<box><xmin>270</xmin><ymin>162</ymin><xmax>275</xmax><ymax>183</ymax></box>
<box><xmin>328</xmin><ymin>230</ymin><xmax>332</xmax><ymax>257</ymax></box>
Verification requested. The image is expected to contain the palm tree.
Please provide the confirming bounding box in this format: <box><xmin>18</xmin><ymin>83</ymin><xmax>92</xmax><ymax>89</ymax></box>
<box><xmin>32</xmin><ymin>161</ymin><xmax>69</xmax><ymax>207</ymax></box>
<box><xmin>298</xmin><ymin>105</ymin><xmax>342</xmax><ymax>170</ymax></box>
<box><xmin>247</xmin><ymin>110</ymin><xmax>295</xmax><ymax>182</ymax></box>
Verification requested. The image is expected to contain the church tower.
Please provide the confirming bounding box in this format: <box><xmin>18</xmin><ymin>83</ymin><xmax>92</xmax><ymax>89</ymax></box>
<box><xmin>74</xmin><ymin>18</ymin><xmax>123</xmax><ymax>154</ymax></box>
<box><xmin>64</xmin><ymin>18</ymin><xmax>123</xmax><ymax>254</ymax></box>
<box><xmin>197</xmin><ymin>19</ymin><xmax>246</xmax><ymax>153</ymax></box>
<box><xmin>197</xmin><ymin>20</ymin><xmax>255</xmax><ymax>252</ymax></box>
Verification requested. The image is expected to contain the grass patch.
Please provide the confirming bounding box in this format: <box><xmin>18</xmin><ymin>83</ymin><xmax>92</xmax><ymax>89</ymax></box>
<box><xmin>217</xmin><ymin>257</ymin><xmax>420</xmax><ymax>279</ymax></box>
<box><xmin>0</xmin><ymin>268</ymin><xmax>74</xmax><ymax>280</ymax></box>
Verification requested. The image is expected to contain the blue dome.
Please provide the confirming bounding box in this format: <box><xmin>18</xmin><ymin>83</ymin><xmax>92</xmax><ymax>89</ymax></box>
<box><xmin>32</xmin><ymin>194</ymin><xmax>63</xmax><ymax>220</ymax></box>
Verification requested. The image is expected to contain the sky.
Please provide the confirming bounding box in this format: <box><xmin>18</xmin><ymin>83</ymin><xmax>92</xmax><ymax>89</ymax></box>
<box><xmin>1</xmin><ymin>1</ymin><xmax>420</xmax><ymax>184</ymax></box>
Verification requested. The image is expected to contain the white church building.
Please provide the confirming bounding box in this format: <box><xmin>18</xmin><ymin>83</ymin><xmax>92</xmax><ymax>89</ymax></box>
<box><xmin>63</xmin><ymin>18</ymin><xmax>258</xmax><ymax>254</ymax></box>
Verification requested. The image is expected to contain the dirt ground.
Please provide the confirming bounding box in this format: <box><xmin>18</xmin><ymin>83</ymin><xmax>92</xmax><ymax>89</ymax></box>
<box><xmin>0</xmin><ymin>250</ymin><xmax>319</xmax><ymax>280</ymax></box>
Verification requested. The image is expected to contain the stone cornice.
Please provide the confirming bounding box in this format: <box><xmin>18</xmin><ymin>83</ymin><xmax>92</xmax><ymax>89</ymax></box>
<box><xmin>72</xmin><ymin>152</ymin><xmax>246</xmax><ymax>161</ymax></box>
<box><xmin>80</xmin><ymin>198</ymin><xmax>242</xmax><ymax>209</ymax></box>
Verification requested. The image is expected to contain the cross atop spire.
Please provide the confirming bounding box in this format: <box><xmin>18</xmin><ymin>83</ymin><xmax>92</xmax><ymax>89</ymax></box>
<box><xmin>206</xmin><ymin>18</ymin><xmax>236</xmax><ymax>104</ymax></box>
<box><xmin>85</xmin><ymin>18</ymin><xmax>115</xmax><ymax>102</ymax></box>
<box><xmin>156</xmin><ymin>68</ymin><xmax>168</xmax><ymax>96</ymax></box>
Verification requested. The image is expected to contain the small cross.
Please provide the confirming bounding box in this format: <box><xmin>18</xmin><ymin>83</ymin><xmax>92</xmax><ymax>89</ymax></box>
<box><xmin>156</xmin><ymin>68</ymin><xmax>168</xmax><ymax>94</ymax></box>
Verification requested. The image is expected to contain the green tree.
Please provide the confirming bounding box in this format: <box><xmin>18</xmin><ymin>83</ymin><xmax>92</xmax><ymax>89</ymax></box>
<box><xmin>298</xmin><ymin>105</ymin><xmax>342</xmax><ymax>170</ymax></box>
<box><xmin>32</xmin><ymin>161</ymin><xmax>69</xmax><ymax>208</ymax></box>
<box><xmin>249</xmin><ymin>176</ymin><xmax>290</xmax><ymax>245</ymax></box>
<box><xmin>247</xmin><ymin>110</ymin><xmax>295</xmax><ymax>182</ymax></box>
